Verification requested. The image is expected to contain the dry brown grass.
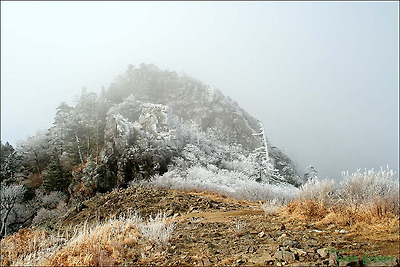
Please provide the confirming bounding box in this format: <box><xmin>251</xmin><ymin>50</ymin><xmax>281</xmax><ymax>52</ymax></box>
<box><xmin>1</xmin><ymin>211</ymin><xmax>174</xmax><ymax>266</ymax></box>
<box><xmin>285</xmin><ymin>199</ymin><xmax>330</xmax><ymax>220</ymax></box>
<box><xmin>1</xmin><ymin>229</ymin><xmax>48</xmax><ymax>266</ymax></box>
<box><xmin>284</xmin><ymin>198</ymin><xmax>400</xmax><ymax>247</ymax></box>
<box><xmin>285</xmin><ymin>198</ymin><xmax>399</xmax><ymax>226</ymax></box>
<box><xmin>47</xmin><ymin>219</ymin><xmax>141</xmax><ymax>266</ymax></box>
<box><xmin>282</xmin><ymin>198</ymin><xmax>400</xmax><ymax>259</ymax></box>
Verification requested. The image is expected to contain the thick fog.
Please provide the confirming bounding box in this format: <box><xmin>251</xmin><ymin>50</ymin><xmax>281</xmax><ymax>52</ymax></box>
<box><xmin>1</xmin><ymin>2</ymin><xmax>398</xmax><ymax>180</ymax></box>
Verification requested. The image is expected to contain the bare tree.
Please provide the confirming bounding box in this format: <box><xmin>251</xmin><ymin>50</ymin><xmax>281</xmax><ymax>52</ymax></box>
<box><xmin>17</xmin><ymin>131</ymin><xmax>50</xmax><ymax>173</ymax></box>
<box><xmin>0</xmin><ymin>184</ymin><xmax>27</xmax><ymax>238</ymax></box>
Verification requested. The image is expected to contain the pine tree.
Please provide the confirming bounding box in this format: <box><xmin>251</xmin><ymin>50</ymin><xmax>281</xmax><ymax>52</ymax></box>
<box><xmin>42</xmin><ymin>156</ymin><xmax>69</xmax><ymax>192</ymax></box>
<box><xmin>0</xmin><ymin>142</ymin><xmax>21</xmax><ymax>185</ymax></box>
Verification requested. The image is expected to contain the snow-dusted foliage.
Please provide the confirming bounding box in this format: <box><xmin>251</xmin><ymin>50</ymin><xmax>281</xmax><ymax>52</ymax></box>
<box><xmin>17</xmin><ymin>131</ymin><xmax>51</xmax><ymax>174</ymax></box>
<box><xmin>105</xmin><ymin>93</ymin><xmax>295</xmax><ymax>190</ymax></box>
<box><xmin>261</xmin><ymin>199</ymin><xmax>283</xmax><ymax>215</ymax></box>
<box><xmin>82</xmin><ymin>157</ymin><xmax>100</xmax><ymax>187</ymax></box>
<box><xmin>150</xmin><ymin>166</ymin><xmax>298</xmax><ymax>201</ymax></box>
<box><xmin>140</xmin><ymin>211</ymin><xmax>175</xmax><ymax>246</ymax></box>
<box><xmin>338</xmin><ymin>167</ymin><xmax>399</xmax><ymax>207</ymax></box>
<box><xmin>294</xmin><ymin>166</ymin><xmax>399</xmax><ymax>216</ymax></box>
<box><xmin>40</xmin><ymin>191</ymin><xmax>67</xmax><ymax>209</ymax></box>
<box><xmin>298</xmin><ymin>176</ymin><xmax>336</xmax><ymax>204</ymax></box>
<box><xmin>0</xmin><ymin>184</ymin><xmax>28</xmax><ymax>238</ymax></box>
<box><xmin>0</xmin><ymin>142</ymin><xmax>21</xmax><ymax>185</ymax></box>
<box><xmin>32</xmin><ymin>208</ymin><xmax>59</xmax><ymax>225</ymax></box>
<box><xmin>31</xmin><ymin>190</ymin><xmax>68</xmax><ymax>226</ymax></box>
<box><xmin>102</xmin><ymin>64</ymin><xmax>301</xmax><ymax>186</ymax></box>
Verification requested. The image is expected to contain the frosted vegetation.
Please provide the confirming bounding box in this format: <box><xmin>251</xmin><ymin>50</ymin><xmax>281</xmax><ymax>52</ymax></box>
<box><xmin>296</xmin><ymin>166</ymin><xmax>399</xmax><ymax>217</ymax></box>
<box><xmin>0</xmin><ymin>64</ymin><xmax>398</xmax><ymax>239</ymax></box>
<box><xmin>6</xmin><ymin>211</ymin><xmax>174</xmax><ymax>266</ymax></box>
<box><xmin>145</xmin><ymin>166</ymin><xmax>298</xmax><ymax>202</ymax></box>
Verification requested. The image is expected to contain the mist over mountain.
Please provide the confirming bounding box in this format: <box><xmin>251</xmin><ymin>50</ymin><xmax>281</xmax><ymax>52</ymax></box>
<box><xmin>0</xmin><ymin>64</ymin><xmax>305</xmax><ymax>237</ymax></box>
<box><xmin>101</xmin><ymin>63</ymin><xmax>302</xmax><ymax>186</ymax></box>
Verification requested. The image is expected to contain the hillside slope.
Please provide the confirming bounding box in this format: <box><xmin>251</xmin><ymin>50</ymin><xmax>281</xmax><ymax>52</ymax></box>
<box><xmin>2</xmin><ymin>186</ymin><xmax>398</xmax><ymax>266</ymax></box>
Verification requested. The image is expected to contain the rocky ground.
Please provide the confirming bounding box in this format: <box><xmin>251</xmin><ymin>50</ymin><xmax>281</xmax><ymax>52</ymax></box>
<box><xmin>39</xmin><ymin>186</ymin><xmax>400</xmax><ymax>266</ymax></box>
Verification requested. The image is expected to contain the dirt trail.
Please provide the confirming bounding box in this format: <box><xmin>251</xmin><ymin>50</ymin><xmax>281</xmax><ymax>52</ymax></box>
<box><xmin>178</xmin><ymin>209</ymin><xmax>264</xmax><ymax>223</ymax></box>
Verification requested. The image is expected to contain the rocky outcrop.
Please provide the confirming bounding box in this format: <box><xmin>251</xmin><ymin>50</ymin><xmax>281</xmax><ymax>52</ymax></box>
<box><xmin>99</xmin><ymin>64</ymin><xmax>302</xmax><ymax>188</ymax></box>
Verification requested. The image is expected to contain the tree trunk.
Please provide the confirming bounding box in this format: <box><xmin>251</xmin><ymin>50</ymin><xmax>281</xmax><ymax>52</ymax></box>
<box><xmin>87</xmin><ymin>133</ymin><xmax>90</xmax><ymax>160</ymax></box>
<box><xmin>75</xmin><ymin>130</ymin><xmax>84</xmax><ymax>165</ymax></box>
<box><xmin>34</xmin><ymin>151</ymin><xmax>41</xmax><ymax>174</ymax></box>
<box><xmin>0</xmin><ymin>205</ymin><xmax>13</xmax><ymax>239</ymax></box>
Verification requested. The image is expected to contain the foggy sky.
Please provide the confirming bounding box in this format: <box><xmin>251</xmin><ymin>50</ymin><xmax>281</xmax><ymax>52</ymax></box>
<box><xmin>1</xmin><ymin>2</ymin><xmax>398</xmax><ymax>180</ymax></box>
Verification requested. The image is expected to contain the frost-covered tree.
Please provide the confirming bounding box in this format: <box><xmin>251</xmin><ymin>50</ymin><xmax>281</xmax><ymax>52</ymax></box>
<box><xmin>17</xmin><ymin>131</ymin><xmax>50</xmax><ymax>174</ymax></box>
<box><xmin>82</xmin><ymin>156</ymin><xmax>100</xmax><ymax>187</ymax></box>
<box><xmin>50</xmin><ymin>102</ymin><xmax>73</xmax><ymax>155</ymax></box>
<box><xmin>251</xmin><ymin>122</ymin><xmax>283</xmax><ymax>183</ymax></box>
<box><xmin>0</xmin><ymin>184</ymin><xmax>27</xmax><ymax>238</ymax></box>
<box><xmin>304</xmin><ymin>166</ymin><xmax>318</xmax><ymax>182</ymax></box>
<box><xmin>0</xmin><ymin>142</ymin><xmax>21</xmax><ymax>185</ymax></box>
<box><xmin>50</xmin><ymin>89</ymin><xmax>109</xmax><ymax>166</ymax></box>
<box><xmin>32</xmin><ymin>190</ymin><xmax>67</xmax><ymax>226</ymax></box>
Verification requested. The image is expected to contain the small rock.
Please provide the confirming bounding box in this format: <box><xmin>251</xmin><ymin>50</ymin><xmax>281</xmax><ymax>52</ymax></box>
<box><xmin>167</xmin><ymin>246</ymin><xmax>176</xmax><ymax>254</ymax></box>
<box><xmin>274</xmin><ymin>250</ymin><xmax>296</xmax><ymax>263</ymax></box>
<box><xmin>283</xmin><ymin>239</ymin><xmax>300</xmax><ymax>248</ymax></box>
<box><xmin>339</xmin><ymin>229</ymin><xmax>349</xmax><ymax>234</ymax></box>
<box><xmin>290</xmin><ymin>247</ymin><xmax>307</xmax><ymax>257</ymax></box>
<box><xmin>317</xmin><ymin>248</ymin><xmax>329</xmax><ymax>258</ymax></box>
<box><xmin>279</xmin><ymin>233</ymin><xmax>288</xmax><ymax>239</ymax></box>
<box><xmin>258</xmin><ymin>231</ymin><xmax>266</xmax><ymax>238</ymax></box>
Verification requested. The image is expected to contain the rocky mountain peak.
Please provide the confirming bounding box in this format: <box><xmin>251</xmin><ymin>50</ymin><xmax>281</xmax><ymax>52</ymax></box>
<box><xmin>102</xmin><ymin>64</ymin><xmax>303</xmax><ymax>188</ymax></box>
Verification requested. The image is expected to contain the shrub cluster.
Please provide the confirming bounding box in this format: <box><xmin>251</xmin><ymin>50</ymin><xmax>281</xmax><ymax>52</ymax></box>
<box><xmin>288</xmin><ymin>167</ymin><xmax>399</xmax><ymax>224</ymax></box>
<box><xmin>1</xmin><ymin>210</ymin><xmax>175</xmax><ymax>266</ymax></box>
